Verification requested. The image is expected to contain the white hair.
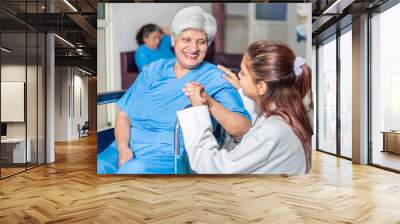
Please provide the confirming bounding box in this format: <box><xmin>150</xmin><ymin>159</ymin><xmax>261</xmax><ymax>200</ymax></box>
<box><xmin>171</xmin><ymin>6</ymin><xmax>217</xmax><ymax>46</ymax></box>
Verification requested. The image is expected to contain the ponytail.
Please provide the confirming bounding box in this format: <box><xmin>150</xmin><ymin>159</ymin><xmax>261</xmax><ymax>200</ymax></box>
<box><xmin>294</xmin><ymin>63</ymin><xmax>313</xmax><ymax>173</ymax></box>
<box><xmin>136</xmin><ymin>28</ymin><xmax>145</xmax><ymax>45</ymax></box>
<box><xmin>296</xmin><ymin>64</ymin><xmax>313</xmax><ymax>112</ymax></box>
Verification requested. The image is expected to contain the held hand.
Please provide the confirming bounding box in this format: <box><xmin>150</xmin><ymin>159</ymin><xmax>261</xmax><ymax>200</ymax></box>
<box><xmin>218</xmin><ymin>64</ymin><xmax>241</xmax><ymax>90</ymax></box>
<box><xmin>183</xmin><ymin>82</ymin><xmax>206</xmax><ymax>106</ymax></box>
<box><xmin>118</xmin><ymin>146</ymin><xmax>134</xmax><ymax>168</ymax></box>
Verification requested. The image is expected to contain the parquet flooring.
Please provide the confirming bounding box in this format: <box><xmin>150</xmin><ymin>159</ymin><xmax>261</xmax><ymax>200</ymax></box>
<box><xmin>1</xmin><ymin>135</ymin><xmax>400</xmax><ymax>223</ymax></box>
<box><xmin>1</xmin><ymin>167</ymin><xmax>25</xmax><ymax>178</ymax></box>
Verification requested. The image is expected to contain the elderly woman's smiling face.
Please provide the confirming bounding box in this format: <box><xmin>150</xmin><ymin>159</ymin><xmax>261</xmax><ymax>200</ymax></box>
<box><xmin>173</xmin><ymin>29</ymin><xmax>208</xmax><ymax>70</ymax></box>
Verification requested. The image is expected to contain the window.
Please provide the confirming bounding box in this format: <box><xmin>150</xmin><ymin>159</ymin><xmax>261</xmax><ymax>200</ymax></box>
<box><xmin>339</xmin><ymin>27</ymin><xmax>352</xmax><ymax>158</ymax></box>
<box><xmin>317</xmin><ymin>36</ymin><xmax>337</xmax><ymax>154</ymax></box>
<box><xmin>0</xmin><ymin>1</ymin><xmax>47</xmax><ymax>179</ymax></box>
<box><xmin>370</xmin><ymin>2</ymin><xmax>400</xmax><ymax>171</ymax></box>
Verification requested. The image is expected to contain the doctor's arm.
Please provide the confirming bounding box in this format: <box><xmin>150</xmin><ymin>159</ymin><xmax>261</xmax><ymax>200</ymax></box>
<box><xmin>183</xmin><ymin>82</ymin><xmax>251</xmax><ymax>138</ymax></box>
<box><xmin>177</xmin><ymin>106</ymin><xmax>269</xmax><ymax>174</ymax></box>
<box><xmin>206</xmin><ymin>94</ymin><xmax>251</xmax><ymax>138</ymax></box>
<box><xmin>115</xmin><ymin>111</ymin><xmax>133</xmax><ymax>167</ymax></box>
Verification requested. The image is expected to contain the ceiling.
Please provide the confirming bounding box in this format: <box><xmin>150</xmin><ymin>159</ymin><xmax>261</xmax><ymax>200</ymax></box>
<box><xmin>311</xmin><ymin>0</ymin><xmax>390</xmax><ymax>44</ymax></box>
<box><xmin>0</xmin><ymin>0</ymin><xmax>97</xmax><ymax>74</ymax></box>
<box><xmin>0</xmin><ymin>0</ymin><xmax>395</xmax><ymax>75</ymax></box>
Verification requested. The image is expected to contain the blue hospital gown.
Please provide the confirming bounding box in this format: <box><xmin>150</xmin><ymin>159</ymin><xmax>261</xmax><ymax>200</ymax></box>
<box><xmin>134</xmin><ymin>35</ymin><xmax>174</xmax><ymax>72</ymax></box>
<box><xmin>97</xmin><ymin>57</ymin><xmax>251</xmax><ymax>174</ymax></box>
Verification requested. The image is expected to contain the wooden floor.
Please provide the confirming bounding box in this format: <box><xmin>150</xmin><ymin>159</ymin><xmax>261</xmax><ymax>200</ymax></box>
<box><xmin>372</xmin><ymin>150</ymin><xmax>400</xmax><ymax>171</ymax></box>
<box><xmin>1</xmin><ymin>135</ymin><xmax>400</xmax><ymax>223</ymax></box>
<box><xmin>1</xmin><ymin>167</ymin><xmax>26</xmax><ymax>178</ymax></box>
<box><xmin>1</xmin><ymin>163</ymin><xmax>45</xmax><ymax>178</ymax></box>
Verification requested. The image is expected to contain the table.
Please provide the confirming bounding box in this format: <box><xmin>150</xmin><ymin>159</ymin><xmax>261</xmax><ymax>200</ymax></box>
<box><xmin>1</xmin><ymin>138</ymin><xmax>32</xmax><ymax>163</ymax></box>
<box><xmin>381</xmin><ymin>131</ymin><xmax>400</xmax><ymax>154</ymax></box>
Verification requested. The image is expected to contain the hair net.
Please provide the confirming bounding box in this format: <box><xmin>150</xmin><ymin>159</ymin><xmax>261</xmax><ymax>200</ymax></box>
<box><xmin>171</xmin><ymin>6</ymin><xmax>217</xmax><ymax>46</ymax></box>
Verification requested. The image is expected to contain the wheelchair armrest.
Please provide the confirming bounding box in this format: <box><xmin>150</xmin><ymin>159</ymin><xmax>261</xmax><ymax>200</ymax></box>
<box><xmin>174</xmin><ymin>106</ymin><xmax>226</xmax><ymax>174</ymax></box>
<box><xmin>174</xmin><ymin>119</ymin><xmax>181</xmax><ymax>157</ymax></box>
<box><xmin>175</xmin><ymin>104</ymin><xmax>192</xmax><ymax>157</ymax></box>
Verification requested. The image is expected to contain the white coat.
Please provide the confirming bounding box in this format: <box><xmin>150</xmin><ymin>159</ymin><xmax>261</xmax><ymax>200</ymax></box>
<box><xmin>177</xmin><ymin>106</ymin><xmax>307</xmax><ymax>174</ymax></box>
<box><xmin>238</xmin><ymin>88</ymin><xmax>258</xmax><ymax>124</ymax></box>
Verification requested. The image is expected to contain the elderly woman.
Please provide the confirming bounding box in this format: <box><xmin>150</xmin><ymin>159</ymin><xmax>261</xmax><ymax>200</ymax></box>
<box><xmin>97</xmin><ymin>6</ymin><xmax>251</xmax><ymax>174</ymax></box>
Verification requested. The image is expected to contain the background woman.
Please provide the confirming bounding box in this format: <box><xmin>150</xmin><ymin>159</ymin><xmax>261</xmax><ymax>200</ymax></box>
<box><xmin>135</xmin><ymin>24</ymin><xmax>175</xmax><ymax>72</ymax></box>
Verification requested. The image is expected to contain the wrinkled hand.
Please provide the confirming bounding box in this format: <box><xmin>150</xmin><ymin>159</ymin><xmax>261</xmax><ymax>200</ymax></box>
<box><xmin>118</xmin><ymin>146</ymin><xmax>134</xmax><ymax>168</ymax></box>
<box><xmin>218</xmin><ymin>64</ymin><xmax>241</xmax><ymax>90</ymax></box>
<box><xmin>183</xmin><ymin>82</ymin><xmax>207</xmax><ymax>106</ymax></box>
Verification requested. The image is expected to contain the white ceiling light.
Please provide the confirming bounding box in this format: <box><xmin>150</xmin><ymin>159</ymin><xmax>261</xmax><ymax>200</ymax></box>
<box><xmin>78</xmin><ymin>67</ymin><xmax>92</xmax><ymax>76</ymax></box>
<box><xmin>1</xmin><ymin>47</ymin><xmax>11</xmax><ymax>53</ymax></box>
<box><xmin>63</xmin><ymin>0</ymin><xmax>78</xmax><ymax>12</ymax></box>
<box><xmin>54</xmin><ymin>34</ymin><xmax>75</xmax><ymax>48</ymax></box>
<box><xmin>323</xmin><ymin>0</ymin><xmax>355</xmax><ymax>15</ymax></box>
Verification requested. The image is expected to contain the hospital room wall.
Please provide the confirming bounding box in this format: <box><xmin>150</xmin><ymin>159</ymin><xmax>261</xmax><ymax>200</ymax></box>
<box><xmin>247</xmin><ymin>4</ymin><xmax>312</xmax><ymax>64</ymax></box>
<box><xmin>286</xmin><ymin>4</ymin><xmax>312</xmax><ymax>64</ymax></box>
<box><xmin>101</xmin><ymin>3</ymin><xmax>310</xmax><ymax>93</ymax></box>
<box><xmin>107</xmin><ymin>3</ymin><xmax>255</xmax><ymax>91</ymax></box>
<box><xmin>224</xmin><ymin>3</ymin><xmax>249</xmax><ymax>54</ymax></box>
<box><xmin>54</xmin><ymin>67</ymin><xmax>89</xmax><ymax>141</ymax></box>
<box><xmin>110</xmin><ymin>3</ymin><xmax>212</xmax><ymax>92</ymax></box>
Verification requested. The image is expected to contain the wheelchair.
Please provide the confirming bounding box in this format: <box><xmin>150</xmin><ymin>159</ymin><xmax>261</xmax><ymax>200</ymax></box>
<box><xmin>78</xmin><ymin>121</ymin><xmax>90</xmax><ymax>138</ymax></box>
<box><xmin>173</xmin><ymin>117</ymin><xmax>227</xmax><ymax>174</ymax></box>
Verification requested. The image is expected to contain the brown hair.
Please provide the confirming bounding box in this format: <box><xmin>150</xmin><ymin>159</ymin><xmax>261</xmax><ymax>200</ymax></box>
<box><xmin>245</xmin><ymin>41</ymin><xmax>313</xmax><ymax>173</ymax></box>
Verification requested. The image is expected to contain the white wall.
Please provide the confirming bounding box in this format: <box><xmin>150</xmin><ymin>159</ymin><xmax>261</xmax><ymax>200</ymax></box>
<box><xmin>96</xmin><ymin>24</ymin><xmax>109</xmax><ymax>131</ymax></box>
<box><xmin>286</xmin><ymin>4</ymin><xmax>312</xmax><ymax>64</ymax></box>
<box><xmin>225</xmin><ymin>3</ymin><xmax>249</xmax><ymax>54</ymax></box>
<box><xmin>54</xmin><ymin>67</ymin><xmax>89</xmax><ymax>141</ymax></box>
<box><xmin>1</xmin><ymin>65</ymin><xmax>26</xmax><ymax>140</ymax></box>
<box><xmin>72</xmin><ymin>73</ymin><xmax>89</xmax><ymax>138</ymax></box>
<box><xmin>1</xmin><ymin>82</ymin><xmax>24</xmax><ymax>122</ymax></box>
<box><xmin>248</xmin><ymin>4</ymin><xmax>288</xmax><ymax>46</ymax></box>
<box><xmin>55</xmin><ymin>67</ymin><xmax>68</xmax><ymax>141</ymax></box>
<box><xmin>248</xmin><ymin>3</ymin><xmax>311</xmax><ymax>63</ymax></box>
<box><xmin>1</xmin><ymin>64</ymin><xmax>46</xmax><ymax>164</ymax></box>
<box><xmin>1</xmin><ymin>65</ymin><xmax>37</xmax><ymax>138</ymax></box>
<box><xmin>226</xmin><ymin>3</ymin><xmax>248</xmax><ymax>16</ymax></box>
<box><xmin>1</xmin><ymin>65</ymin><xmax>26</xmax><ymax>81</ymax></box>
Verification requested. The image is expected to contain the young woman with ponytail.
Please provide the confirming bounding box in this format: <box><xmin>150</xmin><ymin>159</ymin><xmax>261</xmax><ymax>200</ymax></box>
<box><xmin>177</xmin><ymin>41</ymin><xmax>313</xmax><ymax>174</ymax></box>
